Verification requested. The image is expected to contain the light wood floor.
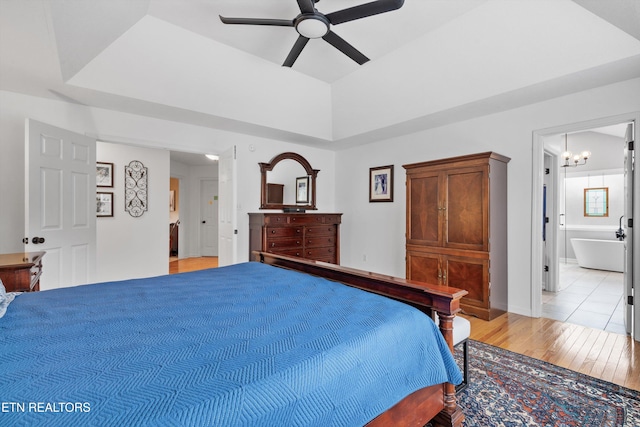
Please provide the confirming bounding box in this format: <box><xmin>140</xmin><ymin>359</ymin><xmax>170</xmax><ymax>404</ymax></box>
<box><xmin>465</xmin><ymin>312</ymin><xmax>640</xmax><ymax>391</ymax></box>
<box><xmin>169</xmin><ymin>256</ymin><xmax>218</xmax><ymax>274</ymax></box>
<box><xmin>168</xmin><ymin>257</ymin><xmax>639</xmax><ymax>392</ymax></box>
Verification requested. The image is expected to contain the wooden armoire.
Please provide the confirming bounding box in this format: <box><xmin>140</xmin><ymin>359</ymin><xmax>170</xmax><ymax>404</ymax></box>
<box><xmin>404</xmin><ymin>152</ymin><xmax>510</xmax><ymax>320</ymax></box>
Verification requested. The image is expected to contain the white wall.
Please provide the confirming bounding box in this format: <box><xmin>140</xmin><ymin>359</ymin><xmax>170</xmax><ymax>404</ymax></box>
<box><xmin>564</xmin><ymin>173</ymin><xmax>624</xmax><ymax>227</ymax></box>
<box><xmin>96</xmin><ymin>141</ymin><xmax>169</xmax><ymax>282</ymax></box>
<box><xmin>335</xmin><ymin>77</ymin><xmax>640</xmax><ymax>317</ymax></box>
<box><xmin>559</xmin><ymin>173</ymin><xmax>624</xmax><ymax>260</ymax></box>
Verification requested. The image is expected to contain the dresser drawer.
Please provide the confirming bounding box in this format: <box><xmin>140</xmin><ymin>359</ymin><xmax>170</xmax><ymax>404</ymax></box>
<box><xmin>265</xmin><ymin>226</ymin><xmax>303</xmax><ymax>238</ymax></box>
<box><xmin>270</xmin><ymin>248</ymin><xmax>304</xmax><ymax>258</ymax></box>
<box><xmin>265</xmin><ymin>237</ymin><xmax>303</xmax><ymax>250</ymax></box>
<box><xmin>288</xmin><ymin>214</ymin><xmax>340</xmax><ymax>225</ymax></box>
<box><xmin>304</xmin><ymin>246</ymin><xmax>336</xmax><ymax>260</ymax></box>
<box><xmin>263</xmin><ymin>215</ymin><xmax>290</xmax><ymax>225</ymax></box>
<box><xmin>321</xmin><ymin>215</ymin><xmax>341</xmax><ymax>225</ymax></box>
<box><xmin>305</xmin><ymin>236</ymin><xmax>335</xmax><ymax>248</ymax></box>
<box><xmin>305</xmin><ymin>225</ymin><xmax>337</xmax><ymax>236</ymax></box>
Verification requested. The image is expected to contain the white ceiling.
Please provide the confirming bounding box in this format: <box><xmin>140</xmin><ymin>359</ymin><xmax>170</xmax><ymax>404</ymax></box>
<box><xmin>1</xmin><ymin>0</ymin><xmax>639</xmax><ymax>153</ymax></box>
<box><xmin>170</xmin><ymin>150</ymin><xmax>219</xmax><ymax>167</ymax></box>
<box><xmin>590</xmin><ymin>123</ymin><xmax>631</xmax><ymax>138</ymax></box>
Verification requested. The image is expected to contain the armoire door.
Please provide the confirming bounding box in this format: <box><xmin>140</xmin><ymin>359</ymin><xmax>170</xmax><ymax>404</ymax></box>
<box><xmin>406</xmin><ymin>250</ymin><xmax>441</xmax><ymax>285</ymax></box>
<box><xmin>443</xmin><ymin>254</ymin><xmax>489</xmax><ymax>314</ymax></box>
<box><xmin>407</xmin><ymin>170</ymin><xmax>442</xmax><ymax>247</ymax></box>
<box><xmin>443</xmin><ymin>166</ymin><xmax>488</xmax><ymax>251</ymax></box>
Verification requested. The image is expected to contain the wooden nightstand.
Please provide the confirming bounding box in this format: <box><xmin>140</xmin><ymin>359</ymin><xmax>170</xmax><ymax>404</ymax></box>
<box><xmin>0</xmin><ymin>252</ymin><xmax>45</xmax><ymax>292</ymax></box>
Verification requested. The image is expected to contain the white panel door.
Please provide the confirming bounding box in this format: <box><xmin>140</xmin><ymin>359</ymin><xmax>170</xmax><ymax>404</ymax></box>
<box><xmin>218</xmin><ymin>146</ymin><xmax>237</xmax><ymax>267</ymax></box>
<box><xmin>200</xmin><ymin>179</ymin><xmax>218</xmax><ymax>257</ymax></box>
<box><xmin>25</xmin><ymin>119</ymin><xmax>96</xmax><ymax>290</ymax></box>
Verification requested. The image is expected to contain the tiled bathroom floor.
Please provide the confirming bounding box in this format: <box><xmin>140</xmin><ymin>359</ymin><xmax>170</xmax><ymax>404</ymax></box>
<box><xmin>542</xmin><ymin>262</ymin><xmax>626</xmax><ymax>335</ymax></box>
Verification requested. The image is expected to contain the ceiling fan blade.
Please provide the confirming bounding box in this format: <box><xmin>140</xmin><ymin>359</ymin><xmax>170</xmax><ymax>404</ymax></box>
<box><xmin>283</xmin><ymin>35</ymin><xmax>310</xmax><ymax>67</ymax></box>
<box><xmin>297</xmin><ymin>0</ymin><xmax>316</xmax><ymax>14</ymax></box>
<box><xmin>219</xmin><ymin>16</ymin><xmax>293</xmax><ymax>27</ymax></box>
<box><xmin>322</xmin><ymin>31</ymin><xmax>369</xmax><ymax>65</ymax></box>
<box><xmin>325</xmin><ymin>0</ymin><xmax>404</xmax><ymax>25</ymax></box>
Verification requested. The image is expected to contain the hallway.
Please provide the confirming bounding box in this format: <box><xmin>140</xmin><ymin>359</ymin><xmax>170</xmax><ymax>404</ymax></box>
<box><xmin>542</xmin><ymin>262</ymin><xmax>625</xmax><ymax>334</ymax></box>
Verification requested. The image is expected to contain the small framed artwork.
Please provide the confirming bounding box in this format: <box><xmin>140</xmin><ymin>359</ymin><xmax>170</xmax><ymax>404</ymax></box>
<box><xmin>369</xmin><ymin>165</ymin><xmax>394</xmax><ymax>202</ymax></box>
<box><xmin>169</xmin><ymin>190</ymin><xmax>175</xmax><ymax>212</ymax></box>
<box><xmin>96</xmin><ymin>192</ymin><xmax>114</xmax><ymax>217</ymax></box>
<box><xmin>584</xmin><ymin>187</ymin><xmax>608</xmax><ymax>217</ymax></box>
<box><xmin>296</xmin><ymin>176</ymin><xmax>309</xmax><ymax>204</ymax></box>
<box><xmin>97</xmin><ymin>162</ymin><xmax>114</xmax><ymax>187</ymax></box>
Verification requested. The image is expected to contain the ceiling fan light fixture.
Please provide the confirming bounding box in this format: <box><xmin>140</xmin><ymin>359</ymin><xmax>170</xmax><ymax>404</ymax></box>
<box><xmin>295</xmin><ymin>15</ymin><xmax>329</xmax><ymax>38</ymax></box>
<box><xmin>219</xmin><ymin>0</ymin><xmax>405</xmax><ymax>67</ymax></box>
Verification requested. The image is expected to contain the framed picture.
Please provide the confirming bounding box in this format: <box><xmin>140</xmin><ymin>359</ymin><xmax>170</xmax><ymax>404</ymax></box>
<box><xmin>169</xmin><ymin>190</ymin><xmax>175</xmax><ymax>212</ymax></box>
<box><xmin>96</xmin><ymin>192</ymin><xmax>113</xmax><ymax>217</ymax></box>
<box><xmin>369</xmin><ymin>165</ymin><xmax>394</xmax><ymax>202</ymax></box>
<box><xmin>96</xmin><ymin>162</ymin><xmax>114</xmax><ymax>187</ymax></box>
<box><xmin>296</xmin><ymin>176</ymin><xmax>309</xmax><ymax>204</ymax></box>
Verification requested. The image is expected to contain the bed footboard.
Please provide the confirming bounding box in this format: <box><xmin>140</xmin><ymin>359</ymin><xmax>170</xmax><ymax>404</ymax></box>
<box><xmin>256</xmin><ymin>252</ymin><xmax>467</xmax><ymax>427</ymax></box>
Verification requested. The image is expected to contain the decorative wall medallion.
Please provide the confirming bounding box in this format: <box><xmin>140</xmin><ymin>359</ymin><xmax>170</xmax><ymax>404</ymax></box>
<box><xmin>124</xmin><ymin>160</ymin><xmax>148</xmax><ymax>217</ymax></box>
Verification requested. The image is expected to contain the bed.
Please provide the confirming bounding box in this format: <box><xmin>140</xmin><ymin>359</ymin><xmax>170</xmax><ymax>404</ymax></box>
<box><xmin>0</xmin><ymin>252</ymin><xmax>467</xmax><ymax>426</ymax></box>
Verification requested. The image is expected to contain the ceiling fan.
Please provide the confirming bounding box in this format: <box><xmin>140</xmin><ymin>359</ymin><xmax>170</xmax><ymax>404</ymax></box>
<box><xmin>219</xmin><ymin>0</ymin><xmax>404</xmax><ymax>67</ymax></box>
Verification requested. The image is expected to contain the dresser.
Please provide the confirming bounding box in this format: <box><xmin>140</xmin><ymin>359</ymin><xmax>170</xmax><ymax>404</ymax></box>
<box><xmin>404</xmin><ymin>152</ymin><xmax>509</xmax><ymax>320</ymax></box>
<box><xmin>0</xmin><ymin>251</ymin><xmax>45</xmax><ymax>292</ymax></box>
<box><xmin>249</xmin><ymin>213</ymin><xmax>341</xmax><ymax>264</ymax></box>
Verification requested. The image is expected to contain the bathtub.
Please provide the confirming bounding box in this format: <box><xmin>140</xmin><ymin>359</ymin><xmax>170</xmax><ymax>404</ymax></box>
<box><xmin>570</xmin><ymin>238</ymin><xmax>624</xmax><ymax>272</ymax></box>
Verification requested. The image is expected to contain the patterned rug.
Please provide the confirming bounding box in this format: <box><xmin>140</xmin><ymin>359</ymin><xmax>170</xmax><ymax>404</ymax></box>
<box><xmin>454</xmin><ymin>340</ymin><xmax>640</xmax><ymax>426</ymax></box>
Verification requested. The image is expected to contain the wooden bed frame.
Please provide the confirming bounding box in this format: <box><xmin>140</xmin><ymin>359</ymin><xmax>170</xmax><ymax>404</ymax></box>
<box><xmin>256</xmin><ymin>252</ymin><xmax>468</xmax><ymax>427</ymax></box>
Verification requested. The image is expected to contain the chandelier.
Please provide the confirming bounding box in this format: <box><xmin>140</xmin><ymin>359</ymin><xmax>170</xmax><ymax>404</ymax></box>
<box><xmin>561</xmin><ymin>133</ymin><xmax>591</xmax><ymax>167</ymax></box>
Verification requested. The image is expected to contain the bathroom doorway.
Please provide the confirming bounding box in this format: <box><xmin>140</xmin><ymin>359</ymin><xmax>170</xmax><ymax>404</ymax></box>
<box><xmin>533</xmin><ymin>116</ymin><xmax>638</xmax><ymax>340</ymax></box>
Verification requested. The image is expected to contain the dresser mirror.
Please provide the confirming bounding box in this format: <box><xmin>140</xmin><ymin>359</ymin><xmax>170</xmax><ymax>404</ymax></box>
<box><xmin>260</xmin><ymin>152</ymin><xmax>319</xmax><ymax>210</ymax></box>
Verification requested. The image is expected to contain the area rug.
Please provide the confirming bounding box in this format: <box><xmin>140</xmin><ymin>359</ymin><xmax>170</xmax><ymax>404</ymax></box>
<box><xmin>454</xmin><ymin>340</ymin><xmax>640</xmax><ymax>426</ymax></box>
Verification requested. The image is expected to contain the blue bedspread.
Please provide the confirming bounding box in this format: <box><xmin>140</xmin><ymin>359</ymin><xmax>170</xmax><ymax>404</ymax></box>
<box><xmin>0</xmin><ymin>262</ymin><xmax>461</xmax><ymax>426</ymax></box>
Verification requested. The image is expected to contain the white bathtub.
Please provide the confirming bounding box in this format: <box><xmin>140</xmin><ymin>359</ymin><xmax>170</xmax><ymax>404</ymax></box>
<box><xmin>570</xmin><ymin>238</ymin><xmax>624</xmax><ymax>272</ymax></box>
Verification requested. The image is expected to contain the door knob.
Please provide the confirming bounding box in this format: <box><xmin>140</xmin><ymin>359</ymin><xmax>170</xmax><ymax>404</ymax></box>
<box><xmin>31</xmin><ymin>237</ymin><xmax>45</xmax><ymax>244</ymax></box>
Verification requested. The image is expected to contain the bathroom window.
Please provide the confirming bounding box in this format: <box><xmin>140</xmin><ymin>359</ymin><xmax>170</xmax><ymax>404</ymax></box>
<box><xmin>584</xmin><ymin>187</ymin><xmax>608</xmax><ymax>217</ymax></box>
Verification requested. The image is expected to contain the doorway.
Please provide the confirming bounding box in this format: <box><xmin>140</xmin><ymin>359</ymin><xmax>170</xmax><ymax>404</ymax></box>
<box><xmin>532</xmin><ymin>114</ymin><xmax>639</xmax><ymax>342</ymax></box>
<box><xmin>169</xmin><ymin>151</ymin><xmax>219</xmax><ymax>260</ymax></box>
<box><xmin>542</xmin><ymin>125</ymin><xmax>629</xmax><ymax>334</ymax></box>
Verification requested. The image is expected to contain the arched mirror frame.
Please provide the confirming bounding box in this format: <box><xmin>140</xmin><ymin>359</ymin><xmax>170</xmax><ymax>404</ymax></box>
<box><xmin>260</xmin><ymin>152</ymin><xmax>319</xmax><ymax>210</ymax></box>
